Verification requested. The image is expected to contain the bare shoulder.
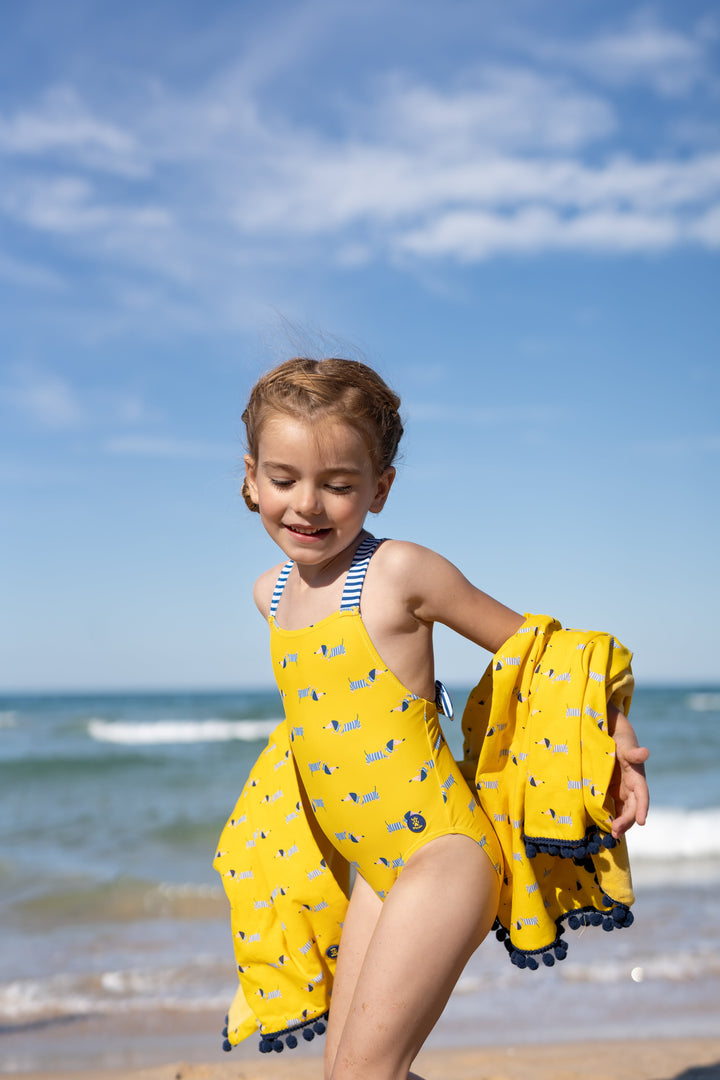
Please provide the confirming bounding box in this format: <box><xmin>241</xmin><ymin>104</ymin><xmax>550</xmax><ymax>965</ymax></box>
<box><xmin>252</xmin><ymin>561</ymin><xmax>288</xmax><ymax>619</ymax></box>
<box><xmin>371</xmin><ymin>539</ymin><xmax>470</xmax><ymax>593</ymax></box>
<box><xmin>372</xmin><ymin>538</ymin><xmax>523</xmax><ymax>652</ymax></box>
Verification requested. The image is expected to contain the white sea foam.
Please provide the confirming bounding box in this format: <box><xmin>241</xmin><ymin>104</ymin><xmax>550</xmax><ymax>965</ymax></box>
<box><xmin>87</xmin><ymin>718</ymin><xmax>279</xmax><ymax>745</ymax></box>
<box><xmin>560</xmin><ymin>948</ymin><xmax>720</xmax><ymax>984</ymax></box>
<box><xmin>0</xmin><ymin>964</ymin><xmax>229</xmax><ymax>1021</ymax></box>
<box><xmin>687</xmin><ymin>692</ymin><xmax>720</xmax><ymax>712</ymax></box>
<box><xmin>625</xmin><ymin>806</ymin><xmax>720</xmax><ymax>862</ymax></box>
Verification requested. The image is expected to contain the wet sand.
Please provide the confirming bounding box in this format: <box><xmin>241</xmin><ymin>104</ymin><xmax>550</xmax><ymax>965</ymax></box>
<box><xmin>11</xmin><ymin>1031</ymin><xmax>720</xmax><ymax>1080</ymax></box>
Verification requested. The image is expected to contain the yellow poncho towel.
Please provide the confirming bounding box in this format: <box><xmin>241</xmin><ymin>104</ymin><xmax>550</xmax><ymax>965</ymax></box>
<box><xmin>214</xmin><ymin>614</ymin><xmax>635</xmax><ymax>1052</ymax></box>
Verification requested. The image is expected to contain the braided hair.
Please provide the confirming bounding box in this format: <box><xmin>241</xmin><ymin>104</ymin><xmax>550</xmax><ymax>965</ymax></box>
<box><xmin>241</xmin><ymin>357</ymin><xmax>403</xmax><ymax>512</ymax></box>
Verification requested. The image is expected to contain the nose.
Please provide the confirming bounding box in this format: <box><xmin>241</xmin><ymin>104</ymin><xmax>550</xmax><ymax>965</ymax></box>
<box><xmin>292</xmin><ymin>482</ymin><xmax>323</xmax><ymax>516</ymax></box>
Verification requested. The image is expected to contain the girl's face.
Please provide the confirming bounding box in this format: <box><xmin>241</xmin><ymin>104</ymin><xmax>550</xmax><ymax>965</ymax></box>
<box><xmin>245</xmin><ymin>411</ymin><xmax>394</xmax><ymax>566</ymax></box>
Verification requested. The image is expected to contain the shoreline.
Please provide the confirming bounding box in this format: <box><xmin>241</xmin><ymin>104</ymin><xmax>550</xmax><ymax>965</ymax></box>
<box><xmin>9</xmin><ymin>1036</ymin><xmax>720</xmax><ymax>1080</ymax></box>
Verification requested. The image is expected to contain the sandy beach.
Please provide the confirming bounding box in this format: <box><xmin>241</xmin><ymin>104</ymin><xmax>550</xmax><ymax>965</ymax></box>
<box><xmin>12</xmin><ymin>1036</ymin><xmax>720</xmax><ymax>1080</ymax></box>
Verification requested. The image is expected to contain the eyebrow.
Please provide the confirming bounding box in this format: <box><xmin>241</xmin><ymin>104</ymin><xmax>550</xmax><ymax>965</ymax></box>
<box><xmin>261</xmin><ymin>461</ymin><xmax>364</xmax><ymax>475</ymax></box>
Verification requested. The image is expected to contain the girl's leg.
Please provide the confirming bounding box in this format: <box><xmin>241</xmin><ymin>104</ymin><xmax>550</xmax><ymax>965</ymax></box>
<box><xmin>324</xmin><ymin>872</ymin><xmax>382</xmax><ymax>1080</ymax></box>
<box><xmin>325</xmin><ymin>834</ymin><xmax>501</xmax><ymax>1080</ymax></box>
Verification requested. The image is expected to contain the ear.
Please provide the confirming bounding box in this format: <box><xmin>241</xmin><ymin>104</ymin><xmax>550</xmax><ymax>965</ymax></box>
<box><xmin>244</xmin><ymin>454</ymin><xmax>259</xmax><ymax>504</ymax></box>
<box><xmin>369</xmin><ymin>467</ymin><xmax>395</xmax><ymax>514</ymax></box>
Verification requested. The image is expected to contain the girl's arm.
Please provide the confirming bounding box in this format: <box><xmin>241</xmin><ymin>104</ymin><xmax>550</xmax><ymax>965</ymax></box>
<box><xmin>387</xmin><ymin>542</ymin><xmax>650</xmax><ymax>831</ymax></box>
<box><xmin>390</xmin><ymin>541</ymin><xmax>525</xmax><ymax>652</ymax></box>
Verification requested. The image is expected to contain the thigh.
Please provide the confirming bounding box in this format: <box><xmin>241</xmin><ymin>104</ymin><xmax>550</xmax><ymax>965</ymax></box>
<box><xmin>328</xmin><ymin>834</ymin><xmax>500</xmax><ymax>1080</ymax></box>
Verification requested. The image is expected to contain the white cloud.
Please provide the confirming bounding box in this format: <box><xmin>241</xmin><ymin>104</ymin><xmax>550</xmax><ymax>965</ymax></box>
<box><xmin>3</xmin><ymin>175</ymin><xmax>170</xmax><ymax>236</ymax></box>
<box><xmin>1</xmin><ymin>369</ymin><xmax>84</xmax><ymax>429</ymax></box>
<box><xmin>405</xmin><ymin>401</ymin><xmax>561</xmax><ymax>426</ymax></box>
<box><xmin>0</xmin><ymin>252</ymin><xmax>64</xmax><ymax>290</ymax></box>
<box><xmin>398</xmin><ymin>206</ymin><xmax>682</xmax><ymax>260</ymax></box>
<box><xmin>688</xmin><ymin>203</ymin><xmax>720</xmax><ymax>247</ymax></box>
<box><xmin>0</xmin><ymin>367</ymin><xmax>164</xmax><ymax>434</ymax></box>
<box><xmin>532</xmin><ymin>10</ymin><xmax>713</xmax><ymax>95</ymax></box>
<box><xmin>104</xmin><ymin>435</ymin><xmax>235</xmax><ymax>460</ymax></box>
<box><xmin>635</xmin><ymin>434</ymin><xmax>720</xmax><ymax>457</ymax></box>
<box><xmin>366</xmin><ymin>68</ymin><xmax>615</xmax><ymax>152</ymax></box>
<box><xmin>0</xmin><ymin>85</ymin><xmax>144</xmax><ymax>175</ymax></box>
<box><xmin>0</xmin><ymin>7</ymin><xmax>718</xmax><ymax>299</ymax></box>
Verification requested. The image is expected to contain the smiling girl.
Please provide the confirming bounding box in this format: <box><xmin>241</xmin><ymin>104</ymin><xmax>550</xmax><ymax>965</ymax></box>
<box><xmin>216</xmin><ymin>356</ymin><xmax>649</xmax><ymax>1080</ymax></box>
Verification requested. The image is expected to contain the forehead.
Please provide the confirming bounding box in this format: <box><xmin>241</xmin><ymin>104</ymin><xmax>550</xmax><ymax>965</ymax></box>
<box><xmin>257</xmin><ymin>411</ymin><xmax>371</xmax><ymax>466</ymax></box>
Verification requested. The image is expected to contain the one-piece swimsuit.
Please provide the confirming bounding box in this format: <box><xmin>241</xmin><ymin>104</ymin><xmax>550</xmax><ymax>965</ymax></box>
<box><xmin>269</xmin><ymin>535</ymin><xmax>504</xmax><ymax>898</ymax></box>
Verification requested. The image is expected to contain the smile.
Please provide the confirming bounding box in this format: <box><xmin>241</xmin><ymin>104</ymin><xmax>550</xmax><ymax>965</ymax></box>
<box><xmin>284</xmin><ymin>525</ymin><xmax>331</xmax><ymax>537</ymax></box>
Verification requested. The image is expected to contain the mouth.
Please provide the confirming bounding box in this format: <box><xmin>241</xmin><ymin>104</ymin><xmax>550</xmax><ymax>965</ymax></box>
<box><xmin>283</xmin><ymin>524</ymin><xmax>331</xmax><ymax>538</ymax></box>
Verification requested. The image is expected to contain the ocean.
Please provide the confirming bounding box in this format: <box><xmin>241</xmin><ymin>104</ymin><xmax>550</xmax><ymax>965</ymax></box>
<box><xmin>1</xmin><ymin>685</ymin><xmax>719</xmax><ymax>1070</ymax></box>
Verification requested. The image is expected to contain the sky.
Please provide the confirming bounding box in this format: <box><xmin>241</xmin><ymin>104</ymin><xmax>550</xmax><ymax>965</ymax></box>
<box><xmin>1</xmin><ymin>0</ymin><xmax>719</xmax><ymax>692</ymax></box>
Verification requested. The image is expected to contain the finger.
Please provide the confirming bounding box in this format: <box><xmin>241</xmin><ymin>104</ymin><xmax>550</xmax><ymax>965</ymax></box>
<box><xmin>625</xmin><ymin>746</ymin><xmax>650</xmax><ymax>765</ymax></box>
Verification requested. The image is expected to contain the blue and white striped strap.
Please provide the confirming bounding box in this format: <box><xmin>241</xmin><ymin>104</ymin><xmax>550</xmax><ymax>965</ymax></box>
<box><xmin>269</xmin><ymin>560</ymin><xmax>294</xmax><ymax>618</ymax></box>
<box><xmin>435</xmin><ymin>680</ymin><xmax>454</xmax><ymax>720</ymax></box>
<box><xmin>339</xmin><ymin>536</ymin><xmax>383</xmax><ymax>610</ymax></box>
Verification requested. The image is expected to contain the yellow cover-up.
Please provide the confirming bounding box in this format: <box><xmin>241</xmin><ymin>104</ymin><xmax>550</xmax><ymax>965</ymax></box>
<box><xmin>214</xmin><ymin>612</ymin><xmax>635</xmax><ymax>1052</ymax></box>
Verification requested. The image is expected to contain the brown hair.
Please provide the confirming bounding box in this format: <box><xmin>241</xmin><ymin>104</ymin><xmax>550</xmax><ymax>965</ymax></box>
<box><xmin>241</xmin><ymin>357</ymin><xmax>403</xmax><ymax>512</ymax></box>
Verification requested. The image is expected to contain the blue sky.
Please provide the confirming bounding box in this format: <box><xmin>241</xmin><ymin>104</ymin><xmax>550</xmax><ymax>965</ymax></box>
<box><xmin>2</xmin><ymin>0</ymin><xmax>718</xmax><ymax>691</ymax></box>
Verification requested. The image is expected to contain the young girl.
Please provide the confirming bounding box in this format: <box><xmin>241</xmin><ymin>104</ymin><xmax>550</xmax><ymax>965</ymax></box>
<box><xmin>215</xmin><ymin>356</ymin><xmax>649</xmax><ymax>1080</ymax></box>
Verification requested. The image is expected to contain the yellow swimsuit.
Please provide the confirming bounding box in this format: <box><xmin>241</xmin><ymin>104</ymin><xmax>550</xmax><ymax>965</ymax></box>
<box><xmin>214</xmin><ymin>545</ymin><xmax>637</xmax><ymax>1053</ymax></box>
<box><xmin>269</xmin><ymin>535</ymin><xmax>503</xmax><ymax>898</ymax></box>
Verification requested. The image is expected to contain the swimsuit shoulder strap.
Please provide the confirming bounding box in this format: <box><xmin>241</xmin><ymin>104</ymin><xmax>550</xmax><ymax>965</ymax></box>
<box><xmin>269</xmin><ymin>560</ymin><xmax>294</xmax><ymax>619</ymax></box>
<box><xmin>339</xmin><ymin>535</ymin><xmax>384</xmax><ymax>611</ymax></box>
<box><xmin>269</xmin><ymin>535</ymin><xmax>385</xmax><ymax>619</ymax></box>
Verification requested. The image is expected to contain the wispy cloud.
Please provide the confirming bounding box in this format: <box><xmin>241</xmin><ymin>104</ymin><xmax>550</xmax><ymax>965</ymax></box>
<box><xmin>0</xmin><ymin>5</ymin><xmax>718</xmax><ymax>321</ymax></box>
<box><xmin>0</xmin><ymin>368</ymin><xmax>84</xmax><ymax>429</ymax></box>
<box><xmin>0</xmin><ymin>366</ymin><xmax>160</xmax><ymax>433</ymax></box>
<box><xmin>0</xmin><ymin>85</ymin><xmax>145</xmax><ymax>175</ymax></box>
<box><xmin>635</xmin><ymin>433</ymin><xmax>720</xmax><ymax>458</ymax></box>
<box><xmin>531</xmin><ymin>10</ymin><xmax>717</xmax><ymax>95</ymax></box>
<box><xmin>104</xmin><ymin>435</ymin><xmax>236</xmax><ymax>460</ymax></box>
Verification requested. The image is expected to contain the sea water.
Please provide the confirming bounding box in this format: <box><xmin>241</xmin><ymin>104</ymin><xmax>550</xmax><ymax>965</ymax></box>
<box><xmin>1</xmin><ymin>686</ymin><xmax>719</xmax><ymax>1068</ymax></box>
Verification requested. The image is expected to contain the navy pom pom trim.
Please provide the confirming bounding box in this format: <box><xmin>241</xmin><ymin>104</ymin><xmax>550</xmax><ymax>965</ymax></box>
<box><xmin>255</xmin><ymin>1012</ymin><xmax>329</xmax><ymax>1054</ymax></box>
<box><xmin>493</xmin><ymin>893</ymin><xmax>633</xmax><ymax>970</ymax></box>
<box><xmin>523</xmin><ymin>824</ymin><xmax>617</xmax><ymax>862</ymax></box>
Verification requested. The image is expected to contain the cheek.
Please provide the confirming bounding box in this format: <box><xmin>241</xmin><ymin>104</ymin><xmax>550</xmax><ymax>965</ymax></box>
<box><xmin>255</xmin><ymin>480</ymin><xmax>283</xmax><ymax>513</ymax></box>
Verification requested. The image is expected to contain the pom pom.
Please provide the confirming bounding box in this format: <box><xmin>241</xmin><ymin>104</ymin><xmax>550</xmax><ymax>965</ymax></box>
<box><xmin>542</xmin><ymin>952</ymin><xmax>555</xmax><ymax>967</ymax></box>
<box><xmin>602</xmin><ymin>833</ymin><xmax>617</xmax><ymax>849</ymax></box>
<box><xmin>273</xmin><ymin>1039</ymin><xmax>284</xmax><ymax>1052</ymax></box>
<box><xmin>568</xmin><ymin>914</ymin><xmax>581</xmax><ymax>930</ymax></box>
<box><xmin>602</xmin><ymin>916</ymin><xmax>614</xmax><ymax>931</ymax></box>
<box><xmin>259</xmin><ymin>1038</ymin><xmax>273</xmax><ymax>1053</ymax></box>
<box><xmin>303</xmin><ymin>1027</ymin><xmax>315</xmax><ymax>1042</ymax></box>
<box><xmin>222</xmin><ymin>1025</ymin><xmax>228</xmax><ymax>1037</ymax></box>
<box><xmin>286</xmin><ymin>1034</ymin><xmax>298</xmax><ymax>1049</ymax></box>
<box><xmin>588</xmin><ymin>911</ymin><xmax>603</xmax><ymax>927</ymax></box>
<box><xmin>222</xmin><ymin>1039</ymin><xmax>232</xmax><ymax>1052</ymax></box>
<box><xmin>526</xmin><ymin>956</ymin><xmax>539</xmax><ymax>970</ymax></box>
<box><xmin>525</xmin><ymin>842</ymin><xmax>537</xmax><ymax>859</ymax></box>
<box><xmin>313</xmin><ymin>1021</ymin><xmax>326</xmax><ymax>1035</ymax></box>
<box><xmin>513</xmin><ymin>952</ymin><xmax>527</xmax><ymax>969</ymax></box>
<box><xmin>602</xmin><ymin>893</ymin><xmax>613</xmax><ymax>908</ymax></box>
<box><xmin>495</xmin><ymin>926</ymin><xmax>507</xmax><ymax>942</ymax></box>
<box><xmin>574</xmin><ymin>845</ymin><xmax>586</xmax><ymax>860</ymax></box>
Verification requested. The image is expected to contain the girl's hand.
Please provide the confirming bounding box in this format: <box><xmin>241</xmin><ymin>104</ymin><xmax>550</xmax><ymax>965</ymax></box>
<box><xmin>607</xmin><ymin>705</ymin><xmax>650</xmax><ymax>838</ymax></box>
